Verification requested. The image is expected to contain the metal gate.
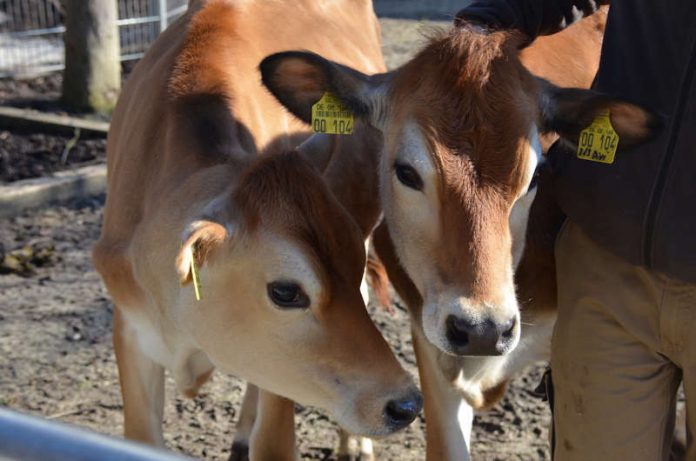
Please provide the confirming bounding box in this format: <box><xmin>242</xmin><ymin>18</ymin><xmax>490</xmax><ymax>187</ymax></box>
<box><xmin>0</xmin><ymin>0</ymin><xmax>188</xmax><ymax>78</ymax></box>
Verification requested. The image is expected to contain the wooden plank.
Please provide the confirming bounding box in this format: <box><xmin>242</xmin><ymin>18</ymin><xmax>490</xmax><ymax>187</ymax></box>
<box><xmin>0</xmin><ymin>106</ymin><xmax>109</xmax><ymax>137</ymax></box>
<box><xmin>0</xmin><ymin>164</ymin><xmax>107</xmax><ymax>218</ymax></box>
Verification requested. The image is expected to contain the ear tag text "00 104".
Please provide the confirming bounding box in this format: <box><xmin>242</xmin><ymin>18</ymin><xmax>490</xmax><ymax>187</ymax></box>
<box><xmin>311</xmin><ymin>92</ymin><xmax>354</xmax><ymax>135</ymax></box>
<box><xmin>576</xmin><ymin>111</ymin><xmax>619</xmax><ymax>164</ymax></box>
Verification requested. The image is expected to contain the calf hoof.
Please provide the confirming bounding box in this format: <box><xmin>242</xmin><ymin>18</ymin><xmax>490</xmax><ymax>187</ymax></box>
<box><xmin>337</xmin><ymin>435</ymin><xmax>374</xmax><ymax>461</ymax></box>
<box><xmin>359</xmin><ymin>453</ymin><xmax>376</xmax><ymax>461</ymax></box>
<box><xmin>337</xmin><ymin>452</ymin><xmax>375</xmax><ymax>461</ymax></box>
<box><xmin>228</xmin><ymin>441</ymin><xmax>249</xmax><ymax>461</ymax></box>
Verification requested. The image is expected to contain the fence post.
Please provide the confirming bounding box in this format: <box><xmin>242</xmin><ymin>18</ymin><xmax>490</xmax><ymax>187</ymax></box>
<box><xmin>62</xmin><ymin>0</ymin><xmax>121</xmax><ymax>113</ymax></box>
<box><xmin>159</xmin><ymin>0</ymin><xmax>168</xmax><ymax>32</ymax></box>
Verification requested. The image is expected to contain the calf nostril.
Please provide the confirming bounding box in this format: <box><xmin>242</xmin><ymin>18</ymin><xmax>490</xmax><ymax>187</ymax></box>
<box><xmin>384</xmin><ymin>392</ymin><xmax>422</xmax><ymax>430</ymax></box>
<box><xmin>445</xmin><ymin>315</ymin><xmax>471</xmax><ymax>347</ymax></box>
<box><xmin>501</xmin><ymin>316</ymin><xmax>517</xmax><ymax>339</ymax></box>
<box><xmin>496</xmin><ymin>316</ymin><xmax>519</xmax><ymax>355</ymax></box>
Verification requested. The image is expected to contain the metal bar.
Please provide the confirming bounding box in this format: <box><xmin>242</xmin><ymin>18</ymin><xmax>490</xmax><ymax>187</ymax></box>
<box><xmin>115</xmin><ymin>15</ymin><xmax>160</xmax><ymax>26</ymax></box>
<box><xmin>120</xmin><ymin>51</ymin><xmax>145</xmax><ymax>61</ymax></box>
<box><xmin>166</xmin><ymin>4</ymin><xmax>188</xmax><ymax>18</ymax></box>
<box><xmin>37</xmin><ymin>0</ymin><xmax>49</xmax><ymax>32</ymax></box>
<box><xmin>5</xmin><ymin>25</ymin><xmax>65</xmax><ymax>37</ymax></box>
<box><xmin>0</xmin><ymin>63</ymin><xmax>63</xmax><ymax>78</ymax></box>
<box><xmin>135</xmin><ymin>0</ymin><xmax>144</xmax><ymax>56</ymax></box>
<box><xmin>158</xmin><ymin>0</ymin><xmax>167</xmax><ymax>31</ymax></box>
<box><xmin>0</xmin><ymin>408</ymin><xmax>193</xmax><ymax>461</ymax></box>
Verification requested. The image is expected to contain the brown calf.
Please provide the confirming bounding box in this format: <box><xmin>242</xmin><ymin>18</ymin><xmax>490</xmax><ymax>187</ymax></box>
<box><xmin>261</xmin><ymin>6</ymin><xmax>661</xmax><ymax>460</ymax></box>
<box><xmin>93</xmin><ymin>0</ymin><xmax>420</xmax><ymax>453</ymax></box>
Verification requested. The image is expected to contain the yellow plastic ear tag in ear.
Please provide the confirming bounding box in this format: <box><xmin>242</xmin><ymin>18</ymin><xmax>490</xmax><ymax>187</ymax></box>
<box><xmin>311</xmin><ymin>92</ymin><xmax>353</xmax><ymax>135</ymax></box>
<box><xmin>576</xmin><ymin>111</ymin><xmax>619</xmax><ymax>164</ymax></box>
<box><xmin>189</xmin><ymin>246</ymin><xmax>202</xmax><ymax>301</ymax></box>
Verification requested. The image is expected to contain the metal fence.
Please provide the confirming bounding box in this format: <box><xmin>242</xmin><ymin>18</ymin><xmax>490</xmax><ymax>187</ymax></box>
<box><xmin>0</xmin><ymin>0</ymin><xmax>188</xmax><ymax>78</ymax></box>
<box><xmin>0</xmin><ymin>407</ymin><xmax>193</xmax><ymax>461</ymax></box>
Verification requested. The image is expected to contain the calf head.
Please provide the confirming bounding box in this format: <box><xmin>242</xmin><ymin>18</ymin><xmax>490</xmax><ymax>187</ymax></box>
<box><xmin>261</xmin><ymin>27</ymin><xmax>660</xmax><ymax>357</ymax></box>
<box><xmin>174</xmin><ymin>151</ymin><xmax>420</xmax><ymax>436</ymax></box>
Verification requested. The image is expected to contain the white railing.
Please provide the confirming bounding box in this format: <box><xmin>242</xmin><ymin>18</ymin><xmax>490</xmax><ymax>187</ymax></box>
<box><xmin>0</xmin><ymin>407</ymin><xmax>193</xmax><ymax>461</ymax></box>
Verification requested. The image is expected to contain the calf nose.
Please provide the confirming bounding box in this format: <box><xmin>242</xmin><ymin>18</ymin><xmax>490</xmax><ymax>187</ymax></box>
<box><xmin>384</xmin><ymin>390</ymin><xmax>422</xmax><ymax>430</ymax></box>
<box><xmin>445</xmin><ymin>314</ymin><xmax>518</xmax><ymax>356</ymax></box>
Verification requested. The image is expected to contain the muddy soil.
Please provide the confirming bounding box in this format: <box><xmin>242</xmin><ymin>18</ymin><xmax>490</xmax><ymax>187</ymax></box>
<box><xmin>0</xmin><ymin>131</ymin><xmax>106</xmax><ymax>183</ymax></box>
<box><xmin>0</xmin><ymin>198</ymin><xmax>551</xmax><ymax>461</ymax></box>
<box><xmin>0</xmin><ymin>65</ymin><xmax>134</xmax><ymax>184</ymax></box>
<box><xmin>0</xmin><ymin>73</ymin><xmax>107</xmax><ymax>184</ymax></box>
<box><xmin>0</xmin><ymin>17</ymin><xmax>552</xmax><ymax>461</ymax></box>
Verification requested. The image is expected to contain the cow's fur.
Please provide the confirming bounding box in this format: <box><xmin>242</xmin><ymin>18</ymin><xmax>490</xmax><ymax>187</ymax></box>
<box><xmin>261</xmin><ymin>6</ymin><xmax>662</xmax><ymax>459</ymax></box>
<box><xmin>93</xmin><ymin>0</ymin><xmax>420</xmax><ymax>455</ymax></box>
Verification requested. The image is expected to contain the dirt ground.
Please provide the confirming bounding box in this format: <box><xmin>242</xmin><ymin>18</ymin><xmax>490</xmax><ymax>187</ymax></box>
<box><xmin>0</xmin><ymin>130</ymin><xmax>106</xmax><ymax>183</ymax></box>
<box><xmin>0</xmin><ymin>197</ymin><xmax>551</xmax><ymax>461</ymax></box>
<box><xmin>0</xmin><ymin>17</ymin><xmax>552</xmax><ymax>461</ymax></box>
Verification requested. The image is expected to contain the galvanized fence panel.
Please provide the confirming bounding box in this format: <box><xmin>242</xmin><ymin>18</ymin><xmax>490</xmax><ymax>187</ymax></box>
<box><xmin>0</xmin><ymin>0</ymin><xmax>188</xmax><ymax>78</ymax></box>
<box><xmin>0</xmin><ymin>0</ymin><xmax>65</xmax><ymax>76</ymax></box>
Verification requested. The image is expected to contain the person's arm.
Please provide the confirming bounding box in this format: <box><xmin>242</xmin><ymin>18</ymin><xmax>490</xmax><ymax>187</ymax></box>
<box><xmin>455</xmin><ymin>0</ymin><xmax>609</xmax><ymax>39</ymax></box>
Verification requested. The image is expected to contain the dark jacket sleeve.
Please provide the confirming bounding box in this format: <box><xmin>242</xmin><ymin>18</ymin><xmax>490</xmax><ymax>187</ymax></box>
<box><xmin>455</xmin><ymin>0</ymin><xmax>609</xmax><ymax>39</ymax></box>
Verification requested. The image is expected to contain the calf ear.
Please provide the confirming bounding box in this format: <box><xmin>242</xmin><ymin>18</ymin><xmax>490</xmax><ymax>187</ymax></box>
<box><xmin>538</xmin><ymin>79</ymin><xmax>663</xmax><ymax>149</ymax></box>
<box><xmin>296</xmin><ymin>133</ymin><xmax>336</xmax><ymax>173</ymax></box>
<box><xmin>259</xmin><ymin>51</ymin><xmax>386</xmax><ymax>125</ymax></box>
<box><xmin>176</xmin><ymin>220</ymin><xmax>229</xmax><ymax>285</ymax></box>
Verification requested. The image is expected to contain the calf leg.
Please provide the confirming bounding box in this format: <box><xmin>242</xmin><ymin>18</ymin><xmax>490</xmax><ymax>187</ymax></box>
<box><xmin>337</xmin><ymin>248</ymin><xmax>377</xmax><ymax>461</ymax></box>
<box><xmin>113</xmin><ymin>307</ymin><xmax>165</xmax><ymax>446</ymax></box>
<box><xmin>337</xmin><ymin>430</ymin><xmax>374</xmax><ymax>461</ymax></box>
<box><xmin>248</xmin><ymin>390</ymin><xmax>297</xmax><ymax>461</ymax></box>
<box><xmin>337</xmin><ymin>429</ymin><xmax>358</xmax><ymax>461</ymax></box>
<box><xmin>358</xmin><ymin>437</ymin><xmax>375</xmax><ymax>461</ymax></box>
<box><xmin>229</xmin><ymin>383</ymin><xmax>259</xmax><ymax>461</ymax></box>
<box><xmin>413</xmin><ymin>327</ymin><xmax>473</xmax><ymax>461</ymax></box>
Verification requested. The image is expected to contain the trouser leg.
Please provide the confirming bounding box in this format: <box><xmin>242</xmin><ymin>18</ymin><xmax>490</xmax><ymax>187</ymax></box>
<box><xmin>662</xmin><ymin>277</ymin><xmax>696</xmax><ymax>460</ymax></box>
<box><xmin>552</xmin><ymin>222</ymin><xmax>680</xmax><ymax>461</ymax></box>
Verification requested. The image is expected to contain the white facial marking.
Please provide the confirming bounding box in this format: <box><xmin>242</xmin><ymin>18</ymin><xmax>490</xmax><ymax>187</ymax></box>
<box><xmin>510</xmin><ymin>125</ymin><xmax>543</xmax><ymax>268</ymax></box>
<box><xmin>261</xmin><ymin>233</ymin><xmax>322</xmax><ymax>312</ymax></box>
<box><xmin>394</xmin><ymin>121</ymin><xmax>438</xmax><ymax>183</ymax></box>
<box><xmin>359</xmin><ymin>238</ymin><xmax>371</xmax><ymax>305</ymax></box>
<box><xmin>404</xmin><ymin>125</ymin><xmax>542</xmax><ymax>357</ymax></box>
<box><xmin>380</xmin><ymin>120</ymin><xmax>440</xmax><ymax>294</ymax></box>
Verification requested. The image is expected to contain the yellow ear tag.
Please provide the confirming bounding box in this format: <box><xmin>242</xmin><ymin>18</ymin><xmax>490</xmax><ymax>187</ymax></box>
<box><xmin>311</xmin><ymin>92</ymin><xmax>354</xmax><ymax>135</ymax></box>
<box><xmin>189</xmin><ymin>246</ymin><xmax>202</xmax><ymax>301</ymax></box>
<box><xmin>576</xmin><ymin>111</ymin><xmax>619</xmax><ymax>164</ymax></box>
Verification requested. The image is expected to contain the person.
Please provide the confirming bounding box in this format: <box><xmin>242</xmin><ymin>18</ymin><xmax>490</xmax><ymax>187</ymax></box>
<box><xmin>455</xmin><ymin>1</ymin><xmax>696</xmax><ymax>460</ymax></box>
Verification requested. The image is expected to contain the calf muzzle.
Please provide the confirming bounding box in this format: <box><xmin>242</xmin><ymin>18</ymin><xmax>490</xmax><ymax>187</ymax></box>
<box><xmin>384</xmin><ymin>389</ymin><xmax>423</xmax><ymax>431</ymax></box>
<box><xmin>445</xmin><ymin>314</ymin><xmax>518</xmax><ymax>356</ymax></box>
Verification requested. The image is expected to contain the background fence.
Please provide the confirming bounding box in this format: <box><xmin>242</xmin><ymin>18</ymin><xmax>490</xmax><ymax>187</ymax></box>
<box><xmin>0</xmin><ymin>0</ymin><xmax>188</xmax><ymax>78</ymax></box>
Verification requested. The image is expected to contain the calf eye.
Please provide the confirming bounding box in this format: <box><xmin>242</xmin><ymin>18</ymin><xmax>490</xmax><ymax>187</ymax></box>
<box><xmin>394</xmin><ymin>162</ymin><xmax>424</xmax><ymax>191</ymax></box>
<box><xmin>267</xmin><ymin>281</ymin><xmax>310</xmax><ymax>309</ymax></box>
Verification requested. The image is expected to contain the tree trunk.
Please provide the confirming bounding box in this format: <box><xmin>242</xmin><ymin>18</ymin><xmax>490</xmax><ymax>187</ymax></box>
<box><xmin>62</xmin><ymin>0</ymin><xmax>120</xmax><ymax>113</ymax></box>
